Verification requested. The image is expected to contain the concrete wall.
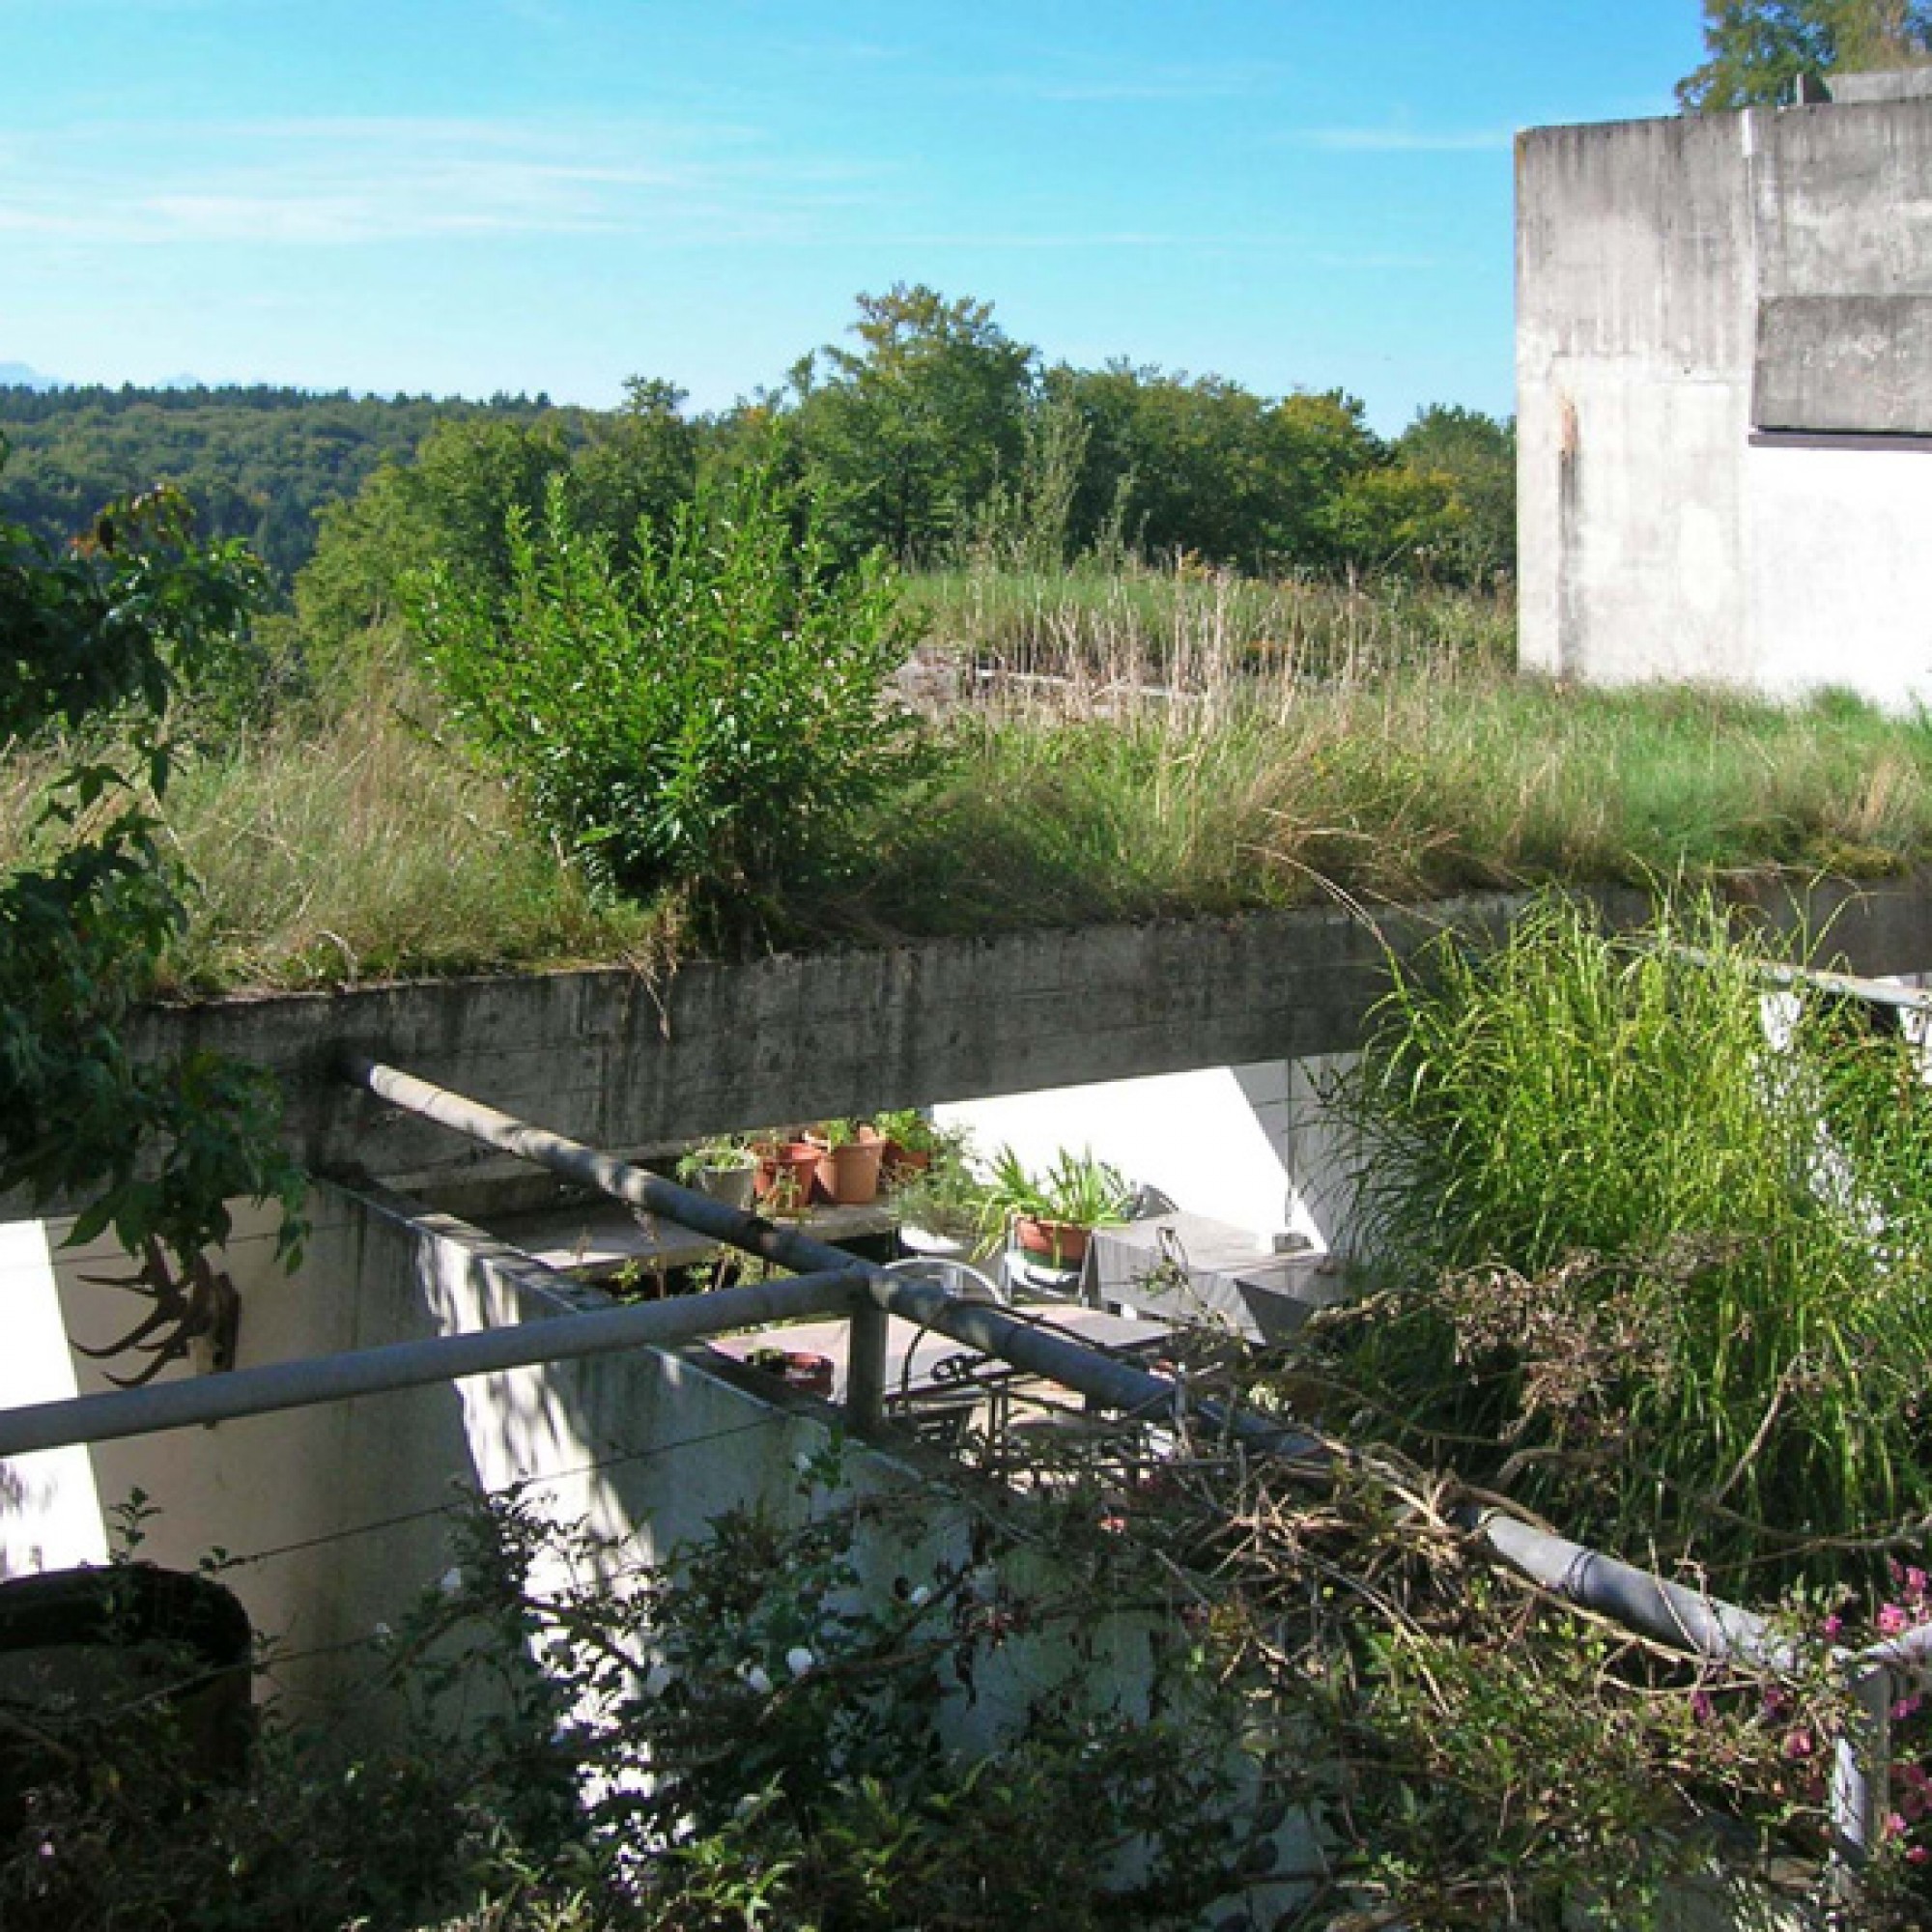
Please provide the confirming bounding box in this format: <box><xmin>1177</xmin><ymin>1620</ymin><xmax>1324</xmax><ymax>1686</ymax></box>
<box><xmin>0</xmin><ymin>1184</ymin><xmax>847</xmax><ymax>1713</ymax></box>
<box><xmin>0</xmin><ymin>1183</ymin><xmax>1197</xmax><ymax>1756</ymax></box>
<box><xmin>1519</xmin><ymin>89</ymin><xmax>1932</xmax><ymax>705</ymax></box>
<box><xmin>10</xmin><ymin>877</ymin><xmax>1924</xmax><ymax>1223</ymax></box>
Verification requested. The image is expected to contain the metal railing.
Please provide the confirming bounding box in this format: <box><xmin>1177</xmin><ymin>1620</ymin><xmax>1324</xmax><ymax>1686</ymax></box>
<box><xmin>2</xmin><ymin>1050</ymin><xmax>1920</xmax><ymax>1880</ymax></box>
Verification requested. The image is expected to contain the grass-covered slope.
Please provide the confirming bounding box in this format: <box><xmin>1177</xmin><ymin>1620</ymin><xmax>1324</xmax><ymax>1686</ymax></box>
<box><xmin>9</xmin><ymin>566</ymin><xmax>1931</xmax><ymax>993</ymax></box>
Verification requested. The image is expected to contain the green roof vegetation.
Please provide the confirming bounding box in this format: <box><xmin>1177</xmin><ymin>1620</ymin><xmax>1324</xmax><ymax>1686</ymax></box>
<box><xmin>6</xmin><ymin>558</ymin><xmax>1926</xmax><ymax>994</ymax></box>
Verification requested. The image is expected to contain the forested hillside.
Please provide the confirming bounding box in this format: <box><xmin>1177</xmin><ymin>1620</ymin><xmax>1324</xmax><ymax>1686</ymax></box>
<box><xmin>0</xmin><ymin>384</ymin><xmax>550</xmax><ymax>580</ymax></box>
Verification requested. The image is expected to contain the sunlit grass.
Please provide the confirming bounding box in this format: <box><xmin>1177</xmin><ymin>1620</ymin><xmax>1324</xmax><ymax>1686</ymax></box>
<box><xmin>11</xmin><ymin>566</ymin><xmax>1932</xmax><ymax>989</ymax></box>
<box><xmin>157</xmin><ymin>697</ymin><xmax>661</xmax><ymax>990</ymax></box>
<box><xmin>823</xmin><ymin>668</ymin><xmax>1932</xmax><ymax>939</ymax></box>
<box><xmin>1320</xmin><ymin>895</ymin><xmax>1932</xmax><ymax>1581</ymax></box>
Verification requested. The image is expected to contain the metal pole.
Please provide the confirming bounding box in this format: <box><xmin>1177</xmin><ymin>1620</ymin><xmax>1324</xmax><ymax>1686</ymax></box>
<box><xmin>1833</xmin><ymin>1666</ymin><xmax>1894</xmax><ymax>1868</ymax></box>
<box><xmin>345</xmin><ymin>1057</ymin><xmax>1327</xmax><ymax>1465</ymax></box>
<box><xmin>846</xmin><ymin>1302</ymin><xmax>889</xmax><ymax>1435</ymax></box>
<box><xmin>1467</xmin><ymin>1508</ymin><xmax>1795</xmax><ymax>1667</ymax></box>
<box><xmin>0</xmin><ymin>1267</ymin><xmax>866</xmax><ymax>1459</ymax></box>
<box><xmin>1670</xmin><ymin>945</ymin><xmax>1932</xmax><ymax>1021</ymax></box>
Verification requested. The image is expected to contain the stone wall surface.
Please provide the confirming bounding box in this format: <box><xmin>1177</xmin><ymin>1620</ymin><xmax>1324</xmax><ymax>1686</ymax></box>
<box><xmin>1517</xmin><ymin>111</ymin><xmax>1756</xmax><ymax>686</ymax></box>
<box><xmin>16</xmin><ymin>879</ymin><xmax>1912</xmax><ymax>1208</ymax></box>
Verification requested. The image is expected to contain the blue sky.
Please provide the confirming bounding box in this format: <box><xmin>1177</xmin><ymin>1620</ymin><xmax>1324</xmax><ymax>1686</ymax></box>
<box><xmin>0</xmin><ymin>1</ymin><xmax>1708</xmax><ymax>431</ymax></box>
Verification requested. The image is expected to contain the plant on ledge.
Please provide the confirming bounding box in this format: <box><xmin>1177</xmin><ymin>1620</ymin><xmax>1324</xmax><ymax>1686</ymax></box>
<box><xmin>0</xmin><ymin>469</ymin><xmax>305</xmax><ymax>1369</ymax></box>
<box><xmin>976</xmin><ymin>1145</ymin><xmax>1137</xmax><ymax>1269</ymax></box>
<box><xmin>407</xmin><ymin>465</ymin><xmax>923</xmax><ymax>938</ymax></box>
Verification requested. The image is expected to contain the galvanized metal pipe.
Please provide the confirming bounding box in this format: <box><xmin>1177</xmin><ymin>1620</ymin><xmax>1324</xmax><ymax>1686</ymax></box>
<box><xmin>1467</xmin><ymin>1508</ymin><xmax>1796</xmax><ymax>1668</ymax></box>
<box><xmin>346</xmin><ymin>1056</ymin><xmax>1328</xmax><ymax>1465</ymax></box>
<box><xmin>1670</xmin><ymin>943</ymin><xmax>1932</xmax><ymax>1018</ymax></box>
<box><xmin>0</xmin><ymin>1266</ymin><xmax>866</xmax><ymax>1459</ymax></box>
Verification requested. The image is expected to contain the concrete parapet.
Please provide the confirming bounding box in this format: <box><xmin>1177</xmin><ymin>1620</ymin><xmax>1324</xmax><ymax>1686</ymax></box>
<box><xmin>0</xmin><ymin>878</ymin><xmax>1905</xmax><ymax>1208</ymax></box>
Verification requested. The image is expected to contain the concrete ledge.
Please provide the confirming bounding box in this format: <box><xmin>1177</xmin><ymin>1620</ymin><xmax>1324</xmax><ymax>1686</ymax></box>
<box><xmin>17</xmin><ymin>875</ymin><xmax>1932</xmax><ymax>1206</ymax></box>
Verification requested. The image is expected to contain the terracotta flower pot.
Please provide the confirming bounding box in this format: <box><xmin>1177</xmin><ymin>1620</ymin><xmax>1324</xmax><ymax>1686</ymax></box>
<box><xmin>1014</xmin><ymin>1215</ymin><xmax>1092</xmax><ymax>1268</ymax></box>
<box><xmin>755</xmin><ymin>1141</ymin><xmax>822</xmax><ymax>1214</ymax></box>
<box><xmin>813</xmin><ymin>1127</ymin><xmax>885</xmax><ymax>1207</ymax></box>
<box><xmin>881</xmin><ymin>1141</ymin><xmax>932</xmax><ymax>1187</ymax></box>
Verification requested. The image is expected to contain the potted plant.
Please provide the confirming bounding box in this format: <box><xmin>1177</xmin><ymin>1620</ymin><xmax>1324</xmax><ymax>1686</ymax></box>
<box><xmin>976</xmin><ymin>1146</ymin><xmax>1136</xmax><ymax>1270</ymax></box>
<box><xmin>675</xmin><ymin>1140</ymin><xmax>759</xmax><ymax>1212</ymax></box>
<box><xmin>872</xmin><ymin>1108</ymin><xmax>951</xmax><ymax>1185</ymax></box>
<box><xmin>806</xmin><ymin>1118</ymin><xmax>886</xmax><ymax>1207</ymax></box>
<box><xmin>750</xmin><ymin>1132</ymin><xmax>823</xmax><ymax>1216</ymax></box>
<box><xmin>892</xmin><ymin>1157</ymin><xmax>988</xmax><ymax>1262</ymax></box>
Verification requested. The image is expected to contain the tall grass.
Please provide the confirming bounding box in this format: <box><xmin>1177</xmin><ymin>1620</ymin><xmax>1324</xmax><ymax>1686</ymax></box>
<box><xmin>1321</xmin><ymin>895</ymin><xmax>1932</xmax><ymax>1582</ymax></box>
<box><xmin>12</xmin><ymin>565</ymin><xmax>1932</xmax><ymax>987</ymax></box>
<box><xmin>156</xmin><ymin>696</ymin><xmax>657</xmax><ymax>990</ymax></box>
<box><xmin>909</xmin><ymin>558</ymin><xmax>1514</xmax><ymax>685</ymax></box>
<box><xmin>822</xmin><ymin>667</ymin><xmax>1932</xmax><ymax>940</ymax></box>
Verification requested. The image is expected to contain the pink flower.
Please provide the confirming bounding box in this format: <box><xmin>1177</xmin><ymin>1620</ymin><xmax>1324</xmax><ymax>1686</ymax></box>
<box><xmin>1909</xmin><ymin>1844</ymin><xmax>1930</xmax><ymax>1866</ymax></box>
<box><xmin>1822</xmin><ymin>1613</ymin><xmax>1845</xmax><ymax>1640</ymax></box>
<box><xmin>1894</xmin><ymin>1694</ymin><xmax>1924</xmax><ymax>1723</ymax></box>
<box><xmin>1783</xmin><ymin>1728</ymin><xmax>1814</xmax><ymax>1761</ymax></box>
<box><xmin>1907</xmin><ymin>1568</ymin><xmax>1929</xmax><ymax>1601</ymax></box>
<box><xmin>1879</xmin><ymin>1604</ymin><xmax>1913</xmax><ymax>1636</ymax></box>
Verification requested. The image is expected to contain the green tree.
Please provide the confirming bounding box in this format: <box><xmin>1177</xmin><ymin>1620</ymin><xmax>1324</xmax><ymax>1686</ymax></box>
<box><xmin>1058</xmin><ymin>364</ymin><xmax>1383</xmax><ymax>572</ymax></box>
<box><xmin>296</xmin><ymin>390</ymin><xmax>704</xmax><ymax>686</ymax></box>
<box><xmin>568</xmin><ymin>376</ymin><xmax>701</xmax><ymax>551</ymax></box>
<box><xmin>0</xmin><ymin>473</ymin><xmax>303</xmax><ymax>1318</ymax></box>
<box><xmin>1679</xmin><ymin>0</ymin><xmax>1932</xmax><ymax>109</ymax></box>
<box><xmin>1321</xmin><ymin>465</ymin><xmax>1473</xmax><ymax>580</ymax></box>
<box><xmin>790</xmin><ymin>285</ymin><xmax>1037</xmax><ymax>562</ymax></box>
<box><xmin>0</xmin><ymin>383</ymin><xmax>547</xmax><ymax>582</ymax></box>
<box><xmin>1391</xmin><ymin>405</ymin><xmax>1517</xmax><ymax>582</ymax></box>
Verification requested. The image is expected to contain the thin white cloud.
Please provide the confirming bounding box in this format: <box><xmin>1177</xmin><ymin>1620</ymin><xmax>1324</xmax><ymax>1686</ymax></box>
<box><xmin>0</xmin><ymin>115</ymin><xmax>879</xmax><ymax>246</ymax></box>
<box><xmin>1287</xmin><ymin>126</ymin><xmax>1514</xmax><ymax>154</ymax></box>
<box><xmin>1030</xmin><ymin>78</ymin><xmax>1264</xmax><ymax>102</ymax></box>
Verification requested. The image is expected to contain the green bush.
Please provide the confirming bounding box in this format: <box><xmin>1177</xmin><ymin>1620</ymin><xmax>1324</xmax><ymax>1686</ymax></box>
<box><xmin>408</xmin><ymin>467</ymin><xmax>920</xmax><ymax>924</ymax></box>
<box><xmin>1329</xmin><ymin>895</ymin><xmax>1932</xmax><ymax>1580</ymax></box>
<box><xmin>0</xmin><ymin>1472</ymin><xmax>1245</xmax><ymax>1931</ymax></box>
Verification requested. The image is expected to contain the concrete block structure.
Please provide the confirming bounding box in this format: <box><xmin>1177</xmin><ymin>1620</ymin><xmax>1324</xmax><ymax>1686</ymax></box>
<box><xmin>1518</xmin><ymin>72</ymin><xmax>1932</xmax><ymax>706</ymax></box>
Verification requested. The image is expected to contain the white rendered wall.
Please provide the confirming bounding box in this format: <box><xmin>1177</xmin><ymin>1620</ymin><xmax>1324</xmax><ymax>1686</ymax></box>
<box><xmin>1518</xmin><ymin>97</ymin><xmax>1932</xmax><ymax>709</ymax></box>
<box><xmin>934</xmin><ymin>1055</ymin><xmax>1363</xmax><ymax>1256</ymax></box>
<box><xmin>1746</xmin><ymin>440</ymin><xmax>1932</xmax><ymax>703</ymax></box>
<box><xmin>0</xmin><ymin>1218</ymin><xmax>108</xmax><ymax>1577</ymax></box>
<box><xmin>0</xmin><ymin>1186</ymin><xmax>850</xmax><ymax>1712</ymax></box>
<box><xmin>0</xmin><ymin>1188</ymin><xmax>1228</xmax><ymax>1831</ymax></box>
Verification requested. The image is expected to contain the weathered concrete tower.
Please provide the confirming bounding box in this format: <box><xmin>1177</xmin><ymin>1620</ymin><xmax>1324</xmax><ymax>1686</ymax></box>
<box><xmin>1518</xmin><ymin>71</ymin><xmax>1932</xmax><ymax>707</ymax></box>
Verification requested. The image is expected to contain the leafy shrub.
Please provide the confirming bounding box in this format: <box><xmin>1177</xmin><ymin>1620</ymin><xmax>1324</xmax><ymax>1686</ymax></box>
<box><xmin>408</xmin><ymin>467</ymin><xmax>920</xmax><ymax>925</ymax></box>
<box><xmin>0</xmin><ymin>1470</ymin><xmax>1245</xmax><ymax>1931</ymax></box>
<box><xmin>0</xmin><ymin>477</ymin><xmax>303</xmax><ymax>1273</ymax></box>
<box><xmin>1327</xmin><ymin>895</ymin><xmax>1932</xmax><ymax>1580</ymax></box>
<box><xmin>978</xmin><ymin>1145</ymin><xmax>1136</xmax><ymax>1235</ymax></box>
